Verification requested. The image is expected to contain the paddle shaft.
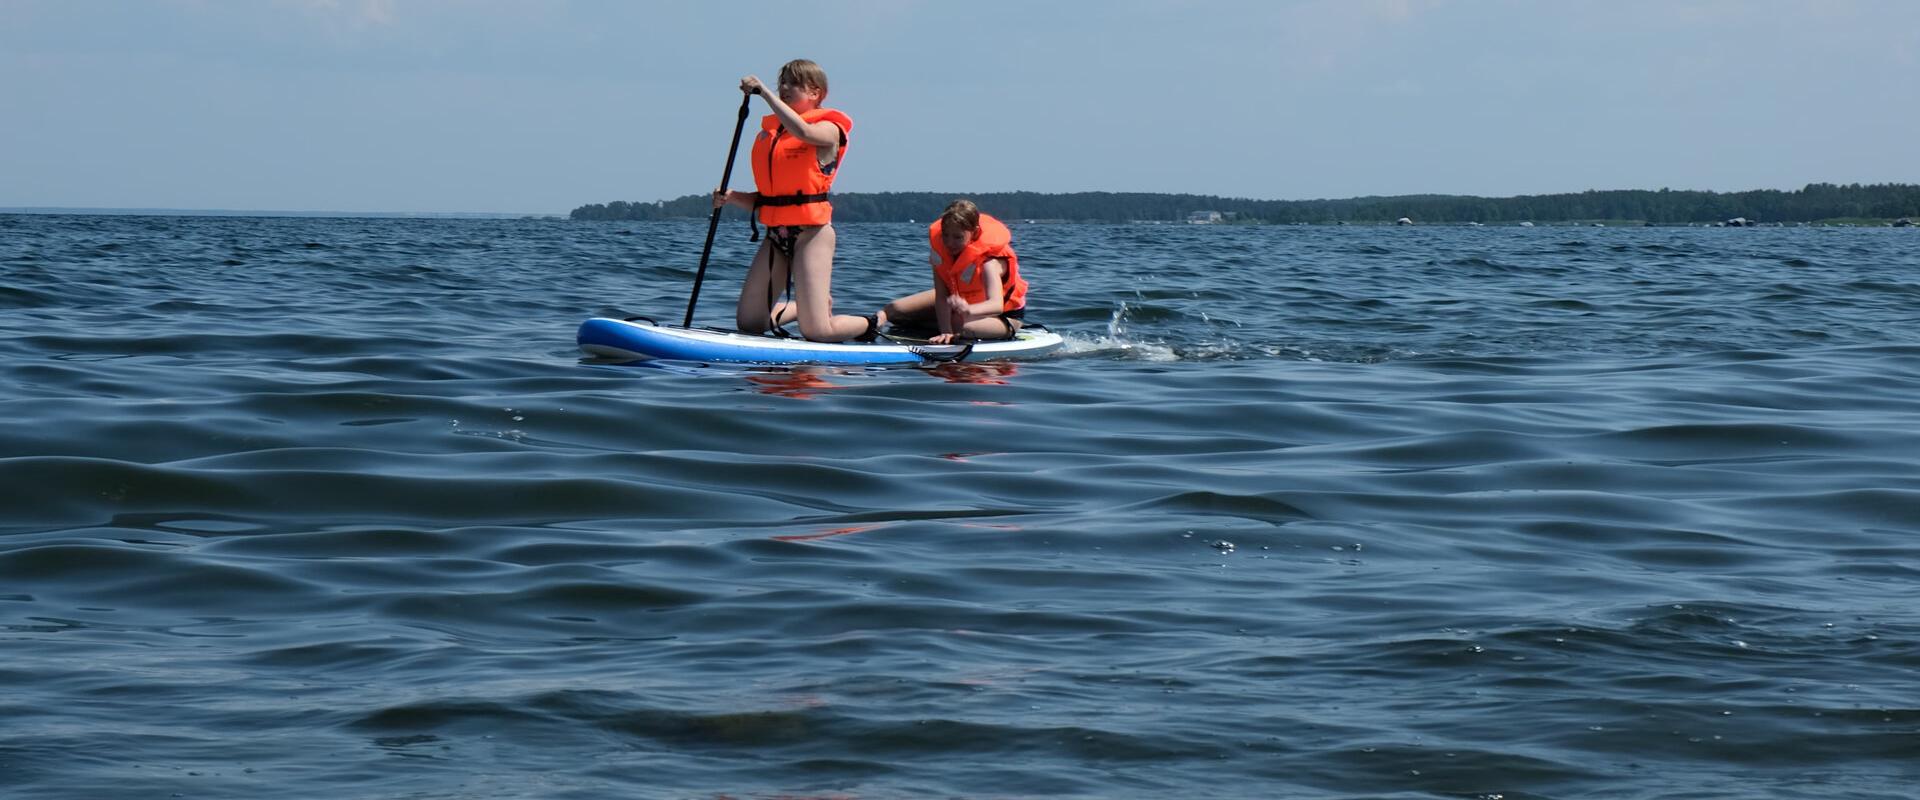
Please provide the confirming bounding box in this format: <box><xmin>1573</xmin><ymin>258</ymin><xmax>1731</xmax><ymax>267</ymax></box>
<box><xmin>682</xmin><ymin>91</ymin><xmax>755</xmax><ymax>328</ymax></box>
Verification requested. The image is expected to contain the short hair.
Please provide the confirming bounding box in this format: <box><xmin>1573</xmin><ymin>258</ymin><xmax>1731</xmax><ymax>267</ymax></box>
<box><xmin>779</xmin><ymin>59</ymin><xmax>829</xmax><ymax>102</ymax></box>
<box><xmin>941</xmin><ymin>199</ymin><xmax>981</xmax><ymax>232</ymax></box>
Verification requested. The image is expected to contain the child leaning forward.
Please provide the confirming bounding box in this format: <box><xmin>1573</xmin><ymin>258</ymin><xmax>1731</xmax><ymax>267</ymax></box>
<box><xmin>878</xmin><ymin>199</ymin><xmax>1029</xmax><ymax>344</ymax></box>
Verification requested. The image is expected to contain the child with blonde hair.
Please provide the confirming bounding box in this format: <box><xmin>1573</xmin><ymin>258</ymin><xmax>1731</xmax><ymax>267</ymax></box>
<box><xmin>713</xmin><ymin>59</ymin><xmax>877</xmax><ymax>342</ymax></box>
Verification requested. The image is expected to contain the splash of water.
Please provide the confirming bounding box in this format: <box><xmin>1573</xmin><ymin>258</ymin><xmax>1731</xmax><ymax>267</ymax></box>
<box><xmin>1048</xmin><ymin>301</ymin><xmax>1177</xmax><ymax>360</ymax></box>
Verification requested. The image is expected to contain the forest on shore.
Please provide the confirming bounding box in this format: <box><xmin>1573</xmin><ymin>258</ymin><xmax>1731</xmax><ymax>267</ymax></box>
<box><xmin>571</xmin><ymin>183</ymin><xmax>1920</xmax><ymax>225</ymax></box>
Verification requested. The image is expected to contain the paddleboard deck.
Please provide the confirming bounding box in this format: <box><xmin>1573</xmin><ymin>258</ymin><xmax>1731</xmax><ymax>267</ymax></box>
<box><xmin>577</xmin><ymin>317</ymin><xmax>1065</xmax><ymax>365</ymax></box>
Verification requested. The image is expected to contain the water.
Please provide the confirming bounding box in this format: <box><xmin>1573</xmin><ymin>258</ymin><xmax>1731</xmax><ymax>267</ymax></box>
<box><xmin>3</xmin><ymin>214</ymin><xmax>1918</xmax><ymax>799</ymax></box>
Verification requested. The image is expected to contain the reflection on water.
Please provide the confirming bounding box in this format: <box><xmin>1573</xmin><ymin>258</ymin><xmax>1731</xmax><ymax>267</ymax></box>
<box><xmin>926</xmin><ymin>360</ymin><xmax>1019</xmax><ymax>385</ymax></box>
<box><xmin>743</xmin><ymin>365</ymin><xmax>849</xmax><ymax>399</ymax></box>
<box><xmin>771</xmin><ymin>522</ymin><xmax>887</xmax><ymax>542</ymax></box>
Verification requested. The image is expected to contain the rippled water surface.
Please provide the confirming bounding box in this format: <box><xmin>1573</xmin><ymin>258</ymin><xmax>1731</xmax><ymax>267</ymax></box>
<box><xmin>4</xmin><ymin>214</ymin><xmax>1919</xmax><ymax>799</ymax></box>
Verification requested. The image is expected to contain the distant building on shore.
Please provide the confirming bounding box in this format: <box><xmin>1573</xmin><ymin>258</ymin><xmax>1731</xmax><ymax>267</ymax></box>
<box><xmin>1187</xmin><ymin>210</ymin><xmax>1223</xmax><ymax>224</ymax></box>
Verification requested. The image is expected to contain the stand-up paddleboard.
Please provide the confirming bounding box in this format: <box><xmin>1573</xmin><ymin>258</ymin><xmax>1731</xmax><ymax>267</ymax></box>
<box><xmin>577</xmin><ymin>317</ymin><xmax>1065</xmax><ymax>365</ymax></box>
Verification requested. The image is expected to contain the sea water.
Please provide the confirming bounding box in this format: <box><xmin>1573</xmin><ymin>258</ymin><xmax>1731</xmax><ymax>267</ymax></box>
<box><xmin>3</xmin><ymin>214</ymin><xmax>1918</xmax><ymax>799</ymax></box>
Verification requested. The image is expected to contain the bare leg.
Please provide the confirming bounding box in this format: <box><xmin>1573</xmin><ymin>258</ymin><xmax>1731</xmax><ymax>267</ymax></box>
<box><xmin>879</xmin><ymin>289</ymin><xmax>937</xmax><ymax>329</ymax></box>
<box><xmin>957</xmin><ymin>314</ymin><xmax>1022</xmax><ymax>341</ymax></box>
<box><xmin>734</xmin><ymin>240</ymin><xmax>794</xmax><ymax>333</ymax></box>
<box><xmin>788</xmin><ymin>225</ymin><xmax>871</xmax><ymax>342</ymax></box>
<box><xmin>769</xmin><ymin>298</ymin><xmax>799</xmax><ymax>328</ymax></box>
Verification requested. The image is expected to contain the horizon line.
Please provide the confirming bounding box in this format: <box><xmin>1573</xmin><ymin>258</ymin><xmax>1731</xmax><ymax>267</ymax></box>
<box><xmin>601</xmin><ymin>181</ymin><xmax>1920</xmax><ymax>206</ymax></box>
<box><xmin>11</xmin><ymin>179</ymin><xmax>1917</xmax><ymax>219</ymax></box>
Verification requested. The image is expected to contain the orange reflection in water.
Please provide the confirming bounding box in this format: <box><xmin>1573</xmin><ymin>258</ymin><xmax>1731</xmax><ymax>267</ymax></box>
<box><xmin>743</xmin><ymin>366</ymin><xmax>845</xmax><ymax>399</ymax></box>
<box><xmin>743</xmin><ymin>360</ymin><xmax>1020</xmax><ymax>398</ymax></box>
<box><xmin>925</xmin><ymin>360</ymin><xmax>1019</xmax><ymax>385</ymax></box>
<box><xmin>713</xmin><ymin>793</ymin><xmax>858</xmax><ymax>800</ymax></box>
<box><xmin>771</xmin><ymin>523</ymin><xmax>883</xmax><ymax>542</ymax></box>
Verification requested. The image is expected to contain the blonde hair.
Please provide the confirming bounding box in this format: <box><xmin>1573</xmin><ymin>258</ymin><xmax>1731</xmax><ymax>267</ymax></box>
<box><xmin>779</xmin><ymin>59</ymin><xmax>829</xmax><ymax>103</ymax></box>
<box><xmin>941</xmin><ymin>199</ymin><xmax>981</xmax><ymax>232</ymax></box>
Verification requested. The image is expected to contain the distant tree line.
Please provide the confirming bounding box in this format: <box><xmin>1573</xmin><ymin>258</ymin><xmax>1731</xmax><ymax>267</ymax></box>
<box><xmin>571</xmin><ymin>183</ymin><xmax>1920</xmax><ymax>225</ymax></box>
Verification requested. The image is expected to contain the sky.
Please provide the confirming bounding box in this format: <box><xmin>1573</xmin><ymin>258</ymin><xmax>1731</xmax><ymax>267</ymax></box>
<box><xmin>3</xmin><ymin>0</ymin><xmax>1916</xmax><ymax>214</ymax></box>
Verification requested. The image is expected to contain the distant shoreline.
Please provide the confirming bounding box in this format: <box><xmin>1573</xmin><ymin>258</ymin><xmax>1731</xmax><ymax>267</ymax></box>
<box><xmin>575</xmin><ymin>184</ymin><xmax>1920</xmax><ymax>226</ymax></box>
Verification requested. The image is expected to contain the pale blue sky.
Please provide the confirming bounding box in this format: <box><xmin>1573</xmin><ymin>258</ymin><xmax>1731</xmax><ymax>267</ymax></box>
<box><xmin>4</xmin><ymin>0</ymin><xmax>1916</xmax><ymax>213</ymax></box>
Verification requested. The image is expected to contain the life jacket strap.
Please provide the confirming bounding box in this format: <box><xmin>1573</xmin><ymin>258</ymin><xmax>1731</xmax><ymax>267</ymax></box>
<box><xmin>757</xmin><ymin>192</ymin><xmax>832</xmax><ymax>207</ymax></box>
<box><xmin>747</xmin><ymin>193</ymin><xmax>831</xmax><ymax>241</ymax></box>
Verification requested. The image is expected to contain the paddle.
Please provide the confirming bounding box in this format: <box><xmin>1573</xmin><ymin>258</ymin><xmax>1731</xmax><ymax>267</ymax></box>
<box><xmin>682</xmin><ymin>90</ymin><xmax>755</xmax><ymax>328</ymax></box>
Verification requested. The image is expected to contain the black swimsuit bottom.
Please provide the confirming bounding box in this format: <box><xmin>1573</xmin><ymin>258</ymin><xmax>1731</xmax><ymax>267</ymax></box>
<box><xmin>765</xmin><ymin>225</ymin><xmax>816</xmax><ymax>261</ymax></box>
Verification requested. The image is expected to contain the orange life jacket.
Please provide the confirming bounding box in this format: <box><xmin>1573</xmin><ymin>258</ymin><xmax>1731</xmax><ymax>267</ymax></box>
<box><xmin>749</xmin><ymin>107</ymin><xmax>852</xmax><ymax>227</ymax></box>
<box><xmin>931</xmin><ymin>213</ymin><xmax>1027</xmax><ymax>312</ymax></box>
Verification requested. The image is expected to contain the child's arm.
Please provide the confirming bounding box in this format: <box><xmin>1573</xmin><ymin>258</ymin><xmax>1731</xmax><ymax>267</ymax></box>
<box><xmin>956</xmin><ymin>259</ymin><xmax>1009</xmax><ymax>318</ymax></box>
<box><xmin>932</xmin><ymin>252</ymin><xmax>955</xmax><ymax>336</ymax></box>
<box><xmin>741</xmin><ymin>76</ymin><xmax>842</xmax><ymax>147</ymax></box>
<box><xmin>927</xmin><ymin>249</ymin><xmax>961</xmax><ymax>342</ymax></box>
<box><xmin>714</xmin><ymin>189</ymin><xmax>759</xmax><ymax>210</ymax></box>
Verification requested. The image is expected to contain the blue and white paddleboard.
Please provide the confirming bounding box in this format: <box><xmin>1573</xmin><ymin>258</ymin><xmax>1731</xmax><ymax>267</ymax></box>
<box><xmin>577</xmin><ymin>317</ymin><xmax>1065</xmax><ymax>365</ymax></box>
